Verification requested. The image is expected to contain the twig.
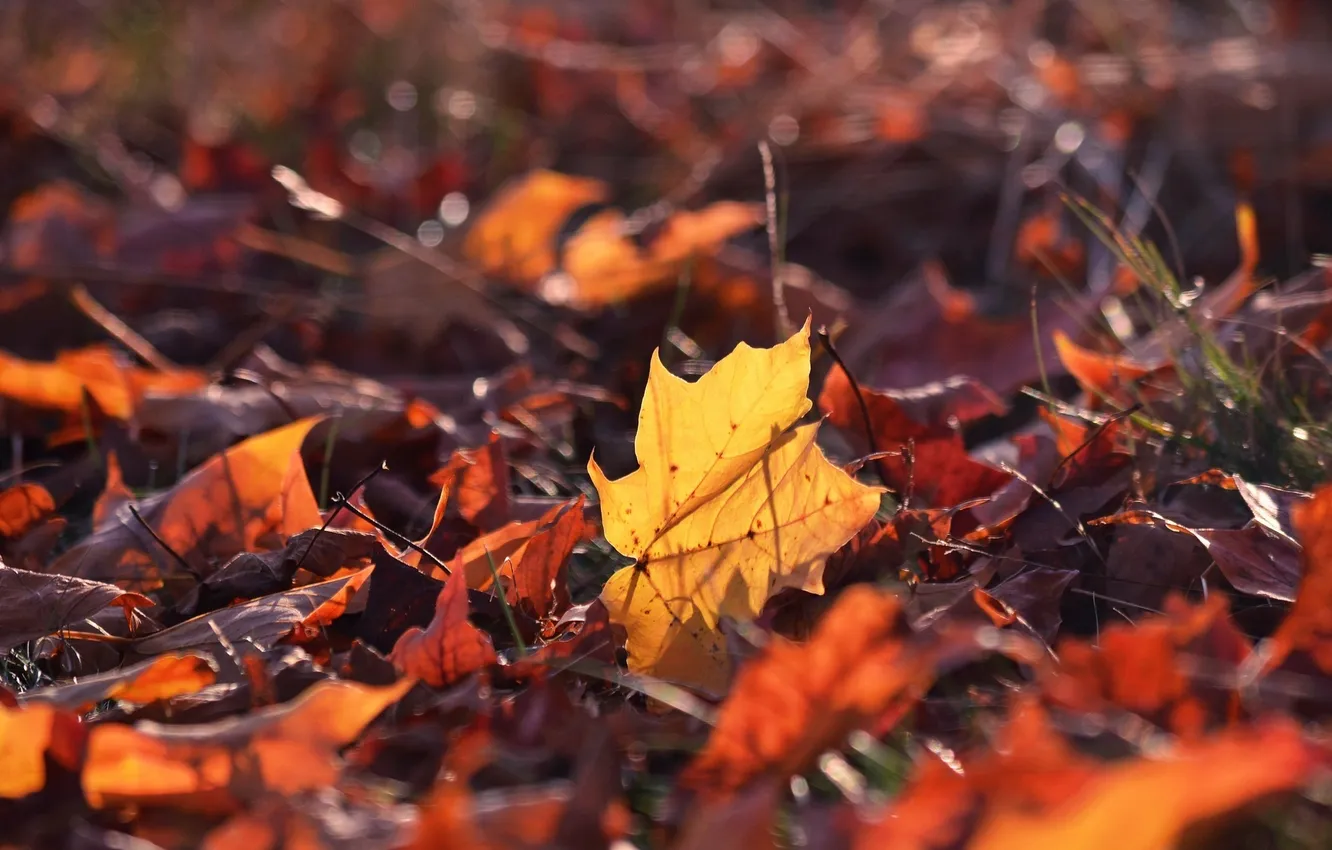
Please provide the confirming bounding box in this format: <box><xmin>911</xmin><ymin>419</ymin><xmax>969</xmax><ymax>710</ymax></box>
<box><xmin>1048</xmin><ymin>402</ymin><xmax>1143</xmax><ymax>487</ymax></box>
<box><xmin>69</xmin><ymin>283</ymin><xmax>178</xmax><ymax>372</ymax></box>
<box><xmin>332</xmin><ymin>494</ymin><xmax>453</xmax><ymax>576</ymax></box>
<box><xmin>127</xmin><ymin>504</ymin><xmax>203</xmax><ymax>581</ymax></box>
<box><xmin>293</xmin><ymin>462</ymin><xmax>388</xmax><ymax>574</ymax></box>
<box><xmin>758</xmin><ymin>140</ymin><xmax>792</xmax><ymax>339</ymax></box>
<box><xmin>816</xmin><ymin>327</ymin><xmax>882</xmax><ymax>471</ymax></box>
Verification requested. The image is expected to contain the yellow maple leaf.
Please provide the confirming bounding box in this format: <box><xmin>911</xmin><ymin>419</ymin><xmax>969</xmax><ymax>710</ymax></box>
<box><xmin>591</xmin><ymin>320</ymin><xmax>883</xmax><ymax>693</ymax></box>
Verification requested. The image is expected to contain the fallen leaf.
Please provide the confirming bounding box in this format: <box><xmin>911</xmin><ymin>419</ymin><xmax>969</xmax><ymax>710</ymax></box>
<box><xmin>429</xmin><ymin>431</ymin><xmax>511</xmax><ymax>530</ymax></box>
<box><xmin>682</xmin><ymin>585</ymin><xmax>990</xmax><ymax>794</ymax></box>
<box><xmin>82</xmin><ymin>677</ymin><xmax>413</xmax><ymax>812</ymax></box>
<box><xmin>1269</xmin><ymin>484</ymin><xmax>1332</xmax><ymax>673</ymax></box>
<box><xmin>23</xmin><ymin>653</ymin><xmax>216</xmax><ymax>712</ymax></box>
<box><xmin>0</xmin><ymin>564</ymin><xmax>152</xmax><ymax>653</ymax></box>
<box><xmin>1053</xmin><ymin>330</ymin><xmax>1161</xmax><ymax>404</ymax></box>
<box><xmin>0</xmin><ymin>481</ymin><xmax>55</xmax><ymax>538</ymax></box>
<box><xmin>464</xmin><ymin>170</ymin><xmax>609</xmax><ymax>285</ymax></box>
<box><xmin>388</xmin><ymin>575</ymin><xmax>497</xmax><ymax>687</ymax></box>
<box><xmin>0</xmin><ymin>345</ymin><xmax>206</xmax><ymax>420</ymax></box>
<box><xmin>463</xmin><ymin>169</ymin><xmax>761</xmax><ymax>309</ymax></box>
<box><xmin>593</xmin><ymin>321</ymin><xmax>882</xmax><ymax>692</ymax></box>
<box><xmin>128</xmin><ymin>568</ymin><xmax>373</xmax><ymax>658</ymax></box>
<box><xmin>0</xmin><ymin>700</ymin><xmax>87</xmax><ymax>799</ymax></box>
<box><xmin>1043</xmin><ymin>594</ymin><xmax>1251</xmax><ymax>737</ymax></box>
<box><xmin>52</xmin><ymin>418</ymin><xmax>323</xmax><ymax>592</ymax></box>
<box><xmin>818</xmin><ymin>364</ymin><xmax>1011</xmax><ymax>507</ymax></box>
<box><xmin>851</xmin><ymin>700</ymin><xmax>1317</xmax><ymax>850</ymax></box>
<box><xmin>495</xmin><ymin>495</ymin><xmax>587</xmax><ymax>623</ymax></box>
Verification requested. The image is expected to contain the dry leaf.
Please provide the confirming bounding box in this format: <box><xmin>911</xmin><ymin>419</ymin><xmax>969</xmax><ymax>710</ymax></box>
<box><xmin>52</xmin><ymin>418</ymin><xmax>323</xmax><ymax>591</ymax></box>
<box><xmin>592</xmin><ymin>321</ymin><xmax>882</xmax><ymax>692</ymax></box>
<box><xmin>388</xmin><ymin>575</ymin><xmax>497</xmax><ymax>687</ymax></box>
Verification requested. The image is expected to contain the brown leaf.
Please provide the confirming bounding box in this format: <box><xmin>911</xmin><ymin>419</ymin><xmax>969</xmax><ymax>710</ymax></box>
<box><xmin>0</xmin><ymin>564</ymin><xmax>152</xmax><ymax>653</ymax></box>
<box><xmin>128</xmin><ymin>568</ymin><xmax>373</xmax><ymax>658</ymax></box>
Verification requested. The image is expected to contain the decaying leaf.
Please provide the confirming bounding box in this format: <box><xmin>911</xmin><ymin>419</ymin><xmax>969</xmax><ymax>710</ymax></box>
<box><xmin>52</xmin><ymin>418</ymin><xmax>323</xmax><ymax>592</ymax></box>
<box><xmin>0</xmin><ymin>564</ymin><xmax>152</xmax><ymax>653</ymax></box>
<box><xmin>818</xmin><ymin>363</ymin><xmax>1010</xmax><ymax>507</ymax></box>
<box><xmin>592</xmin><ymin>321</ymin><xmax>882</xmax><ymax>692</ymax></box>
<box><xmin>388</xmin><ymin>575</ymin><xmax>497</xmax><ymax>687</ymax></box>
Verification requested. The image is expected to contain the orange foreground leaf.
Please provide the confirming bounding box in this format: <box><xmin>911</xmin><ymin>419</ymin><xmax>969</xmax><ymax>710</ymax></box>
<box><xmin>853</xmin><ymin>701</ymin><xmax>1317</xmax><ymax>850</ymax></box>
<box><xmin>82</xmin><ymin>677</ymin><xmax>413</xmax><ymax>813</ymax></box>
<box><xmin>0</xmin><ymin>700</ymin><xmax>87</xmax><ymax>799</ymax></box>
<box><xmin>1270</xmin><ymin>484</ymin><xmax>1332</xmax><ymax>673</ymax></box>
<box><xmin>683</xmin><ymin>585</ymin><xmax>991</xmax><ymax>795</ymax></box>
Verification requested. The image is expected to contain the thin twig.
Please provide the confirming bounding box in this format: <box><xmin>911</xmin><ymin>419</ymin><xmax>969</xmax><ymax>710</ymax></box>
<box><xmin>758</xmin><ymin>140</ymin><xmax>791</xmax><ymax>339</ymax></box>
<box><xmin>294</xmin><ymin>462</ymin><xmax>388</xmax><ymax>574</ymax></box>
<box><xmin>333</xmin><ymin>494</ymin><xmax>453</xmax><ymax>576</ymax></box>
<box><xmin>816</xmin><ymin>326</ymin><xmax>882</xmax><ymax>470</ymax></box>
<box><xmin>127</xmin><ymin>504</ymin><xmax>203</xmax><ymax>581</ymax></box>
<box><xmin>69</xmin><ymin>283</ymin><xmax>179</xmax><ymax>372</ymax></box>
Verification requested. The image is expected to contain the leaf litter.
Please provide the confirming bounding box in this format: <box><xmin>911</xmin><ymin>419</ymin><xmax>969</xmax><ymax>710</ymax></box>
<box><xmin>4</xmin><ymin>3</ymin><xmax>1332</xmax><ymax>846</ymax></box>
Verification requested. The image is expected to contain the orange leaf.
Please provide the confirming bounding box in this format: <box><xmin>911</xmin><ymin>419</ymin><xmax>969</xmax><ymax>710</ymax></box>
<box><xmin>1053</xmin><ymin>330</ymin><xmax>1159</xmax><ymax>403</ymax></box>
<box><xmin>82</xmin><ymin>678</ymin><xmax>413</xmax><ymax>813</ymax></box>
<box><xmin>0</xmin><ymin>481</ymin><xmax>55</xmax><ymax>538</ymax></box>
<box><xmin>682</xmin><ymin>585</ymin><xmax>989</xmax><ymax>794</ymax></box>
<box><xmin>429</xmin><ymin>431</ymin><xmax>510</xmax><ymax>530</ymax></box>
<box><xmin>1270</xmin><ymin>484</ymin><xmax>1332</xmax><ymax>673</ymax></box>
<box><xmin>819</xmin><ymin>363</ymin><xmax>1009</xmax><ymax>507</ymax></box>
<box><xmin>0</xmin><ymin>345</ymin><xmax>206</xmax><ymax>419</ymax></box>
<box><xmin>1043</xmin><ymin>594</ymin><xmax>1251</xmax><ymax>738</ymax></box>
<box><xmin>51</xmin><ymin>418</ymin><xmax>323</xmax><ymax>591</ymax></box>
<box><xmin>92</xmin><ymin>451</ymin><xmax>135</xmax><ymax>530</ymax></box>
<box><xmin>0</xmin><ymin>700</ymin><xmax>86</xmax><ymax>799</ymax></box>
<box><xmin>389</xmin><ymin>576</ymin><xmax>497</xmax><ymax>687</ymax></box>
<box><xmin>497</xmin><ymin>496</ymin><xmax>587</xmax><ymax>622</ymax></box>
<box><xmin>853</xmin><ymin>700</ymin><xmax>1316</xmax><ymax>850</ymax></box>
<box><xmin>25</xmin><ymin>653</ymin><xmax>216</xmax><ymax>712</ymax></box>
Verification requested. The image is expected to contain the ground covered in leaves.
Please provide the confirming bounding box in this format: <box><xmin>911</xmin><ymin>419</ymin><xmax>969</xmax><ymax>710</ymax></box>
<box><xmin>5</xmin><ymin>1</ymin><xmax>1332</xmax><ymax>848</ymax></box>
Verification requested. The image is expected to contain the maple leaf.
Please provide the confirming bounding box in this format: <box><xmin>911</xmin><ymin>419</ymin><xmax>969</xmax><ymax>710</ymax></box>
<box><xmin>592</xmin><ymin>320</ymin><xmax>882</xmax><ymax>692</ymax></box>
